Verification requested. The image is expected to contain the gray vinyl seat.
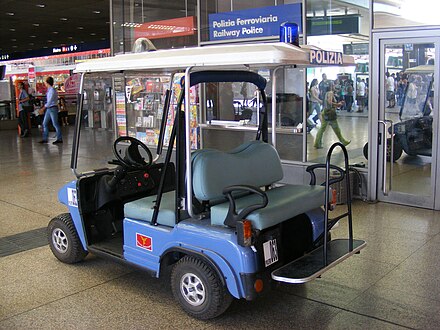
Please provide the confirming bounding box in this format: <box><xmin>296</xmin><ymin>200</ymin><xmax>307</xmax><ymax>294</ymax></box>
<box><xmin>124</xmin><ymin>191</ymin><xmax>175</xmax><ymax>227</ymax></box>
<box><xmin>191</xmin><ymin>140</ymin><xmax>326</xmax><ymax>230</ymax></box>
<box><xmin>124</xmin><ymin>140</ymin><xmax>326</xmax><ymax>229</ymax></box>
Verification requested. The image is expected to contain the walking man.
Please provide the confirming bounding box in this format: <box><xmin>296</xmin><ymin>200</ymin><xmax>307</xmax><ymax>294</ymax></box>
<box><xmin>39</xmin><ymin>77</ymin><xmax>63</xmax><ymax>144</ymax></box>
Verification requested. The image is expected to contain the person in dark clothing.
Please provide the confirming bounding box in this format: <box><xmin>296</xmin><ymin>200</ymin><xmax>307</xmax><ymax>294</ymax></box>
<box><xmin>344</xmin><ymin>80</ymin><xmax>354</xmax><ymax>112</ymax></box>
<box><xmin>17</xmin><ymin>82</ymin><xmax>30</xmax><ymax>137</ymax></box>
<box><xmin>318</xmin><ymin>73</ymin><xmax>331</xmax><ymax>101</ymax></box>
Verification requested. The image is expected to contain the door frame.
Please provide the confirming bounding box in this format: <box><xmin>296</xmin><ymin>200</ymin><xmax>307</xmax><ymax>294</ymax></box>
<box><xmin>368</xmin><ymin>28</ymin><xmax>440</xmax><ymax>209</ymax></box>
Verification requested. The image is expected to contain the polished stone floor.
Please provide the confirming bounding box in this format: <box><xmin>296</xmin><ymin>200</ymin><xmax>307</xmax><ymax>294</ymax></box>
<box><xmin>1</xmin><ymin>126</ymin><xmax>440</xmax><ymax>329</ymax></box>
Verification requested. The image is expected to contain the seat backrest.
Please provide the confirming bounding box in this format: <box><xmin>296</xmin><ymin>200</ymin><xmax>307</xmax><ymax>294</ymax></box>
<box><xmin>192</xmin><ymin>140</ymin><xmax>283</xmax><ymax>201</ymax></box>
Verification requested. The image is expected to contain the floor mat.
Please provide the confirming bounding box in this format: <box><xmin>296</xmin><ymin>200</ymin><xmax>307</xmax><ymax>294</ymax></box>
<box><xmin>0</xmin><ymin>227</ymin><xmax>47</xmax><ymax>257</ymax></box>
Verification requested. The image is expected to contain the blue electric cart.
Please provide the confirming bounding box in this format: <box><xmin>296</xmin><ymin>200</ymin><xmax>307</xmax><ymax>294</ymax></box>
<box><xmin>47</xmin><ymin>42</ymin><xmax>366</xmax><ymax>319</ymax></box>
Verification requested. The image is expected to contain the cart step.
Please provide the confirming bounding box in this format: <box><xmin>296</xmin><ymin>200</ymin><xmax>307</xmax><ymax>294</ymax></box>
<box><xmin>271</xmin><ymin>239</ymin><xmax>366</xmax><ymax>284</ymax></box>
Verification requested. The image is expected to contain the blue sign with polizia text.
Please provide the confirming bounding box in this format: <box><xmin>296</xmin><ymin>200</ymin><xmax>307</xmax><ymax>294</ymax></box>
<box><xmin>209</xmin><ymin>4</ymin><xmax>302</xmax><ymax>41</ymax></box>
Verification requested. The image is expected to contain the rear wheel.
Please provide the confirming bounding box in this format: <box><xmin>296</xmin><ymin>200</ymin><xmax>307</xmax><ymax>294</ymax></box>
<box><xmin>387</xmin><ymin>137</ymin><xmax>403</xmax><ymax>161</ymax></box>
<box><xmin>171</xmin><ymin>255</ymin><xmax>232</xmax><ymax>320</ymax></box>
<box><xmin>47</xmin><ymin>213</ymin><xmax>88</xmax><ymax>264</ymax></box>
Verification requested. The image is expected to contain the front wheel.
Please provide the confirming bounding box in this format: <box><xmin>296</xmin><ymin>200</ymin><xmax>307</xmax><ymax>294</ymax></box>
<box><xmin>47</xmin><ymin>213</ymin><xmax>88</xmax><ymax>264</ymax></box>
<box><xmin>171</xmin><ymin>256</ymin><xmax>233</xmax><ymax>320</ymax></box>
<box><xmin>363</xmin><ymin>137</ymin><xmax>403</xmax><ymax>162</ymax></box>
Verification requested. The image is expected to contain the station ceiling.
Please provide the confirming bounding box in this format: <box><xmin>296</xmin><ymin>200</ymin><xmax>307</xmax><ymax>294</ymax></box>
<box><xmin>0</xmin><ymin>0</ymin><xmax>110</xmax><ymax>57</ymax></box>
<box><xmin>0</xmin><ymin>0</ymin><xmax>408</xmax><ymax>60</ymax></box>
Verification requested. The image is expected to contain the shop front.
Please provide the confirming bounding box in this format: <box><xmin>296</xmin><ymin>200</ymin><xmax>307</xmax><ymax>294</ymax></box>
<box><xmin>107</xmin><ymin>0</ymin><xmax>440</xmax><ymax>209</ymax></box>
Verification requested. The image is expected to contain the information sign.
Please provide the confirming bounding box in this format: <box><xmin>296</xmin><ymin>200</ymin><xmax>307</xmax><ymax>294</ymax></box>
<box><xmin>209</xmin><ymin>4</ymin><xmax>302</xmax><ymax>41</ymax></box>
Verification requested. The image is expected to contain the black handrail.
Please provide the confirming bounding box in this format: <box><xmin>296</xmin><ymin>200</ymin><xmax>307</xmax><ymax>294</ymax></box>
<box><xmin>323</xmin><ymin>142</ymin><xmax>353</xmax><ymax>266</ymax></box>
<box><xmin>150</xmin><ymin>88</ymin><xmax>184</xmax><ymax>226</ymax></box>
<box><xmin>156</xmin><ymin>89</ymin><xmax>171</xmax><ymax>156</ymax></box>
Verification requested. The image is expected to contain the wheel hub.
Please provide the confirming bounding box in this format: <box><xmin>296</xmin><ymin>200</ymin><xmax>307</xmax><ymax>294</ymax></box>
<box><xmin>180</xmin><ymin>272</ymin><xmax>206</xmax><ymax>307</ymax></box>
<box><xmin>52</xmin><ymin>228</ymin><xmax>68</xmax><ymax>254</ymax></box>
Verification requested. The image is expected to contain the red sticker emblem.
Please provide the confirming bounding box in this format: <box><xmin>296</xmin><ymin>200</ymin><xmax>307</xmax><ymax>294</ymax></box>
<box><xmin>136</xmin><ymin>233</ymin><xmax>152</xmax><ymax>251</ymax></box>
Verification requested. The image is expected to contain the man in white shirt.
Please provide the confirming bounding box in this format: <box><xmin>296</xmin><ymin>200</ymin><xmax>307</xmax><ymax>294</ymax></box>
<box><xmin>356</xmin><ymin>77</ymin><xmax>366</xmax><ymax>112</ymax></box>
<box><xmin>385</xmin><ymin>72</ymin><xmax>395</xmax><ymax>108</ymax></box>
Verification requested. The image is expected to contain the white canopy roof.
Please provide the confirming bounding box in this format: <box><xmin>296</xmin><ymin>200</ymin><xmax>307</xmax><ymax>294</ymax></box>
<box><xmin>405</xmin><ymin>65</ymin><xmax>434</xmax><ymax>73</ymax></box>
<box><xmin>74</xmin><ymin>42</ymin><xmax>354</xmax><ymax>74</ymax></box>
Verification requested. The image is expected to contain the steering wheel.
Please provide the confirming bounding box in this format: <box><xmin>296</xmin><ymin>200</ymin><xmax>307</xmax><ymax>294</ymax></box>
<box><xmin>113</xmin><ymin>136</ymin><xmax>153</xmax><ymax>168</ymax></box>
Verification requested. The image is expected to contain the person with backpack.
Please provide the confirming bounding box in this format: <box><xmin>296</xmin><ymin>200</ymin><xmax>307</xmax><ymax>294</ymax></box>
<box><xmin>314</xmin><ymin>82</ymin><xmax>351</xmax><ymax>149</ymax></box>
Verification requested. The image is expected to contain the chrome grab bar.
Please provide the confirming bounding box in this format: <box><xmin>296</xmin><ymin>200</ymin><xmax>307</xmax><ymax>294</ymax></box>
<box><xmin>378</xmin><ymin>119</ymin><xmax>394</xmax><ymax>195</ymax></box>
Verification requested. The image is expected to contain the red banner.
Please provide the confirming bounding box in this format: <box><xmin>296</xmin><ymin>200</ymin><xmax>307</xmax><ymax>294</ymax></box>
<box><xmin>64</xmin><ymin>73</ymin><xmax>81</xmax><ymax>94</ymax></box>
<box><xmin>134</xmin><ymin>16</ymin><xmax>195</xmax><ymax>40</ymax></box>
<box><xmin>28</xmin><ymin>67</ymin><xmax>36</xmax><ymax>81</ymax></box>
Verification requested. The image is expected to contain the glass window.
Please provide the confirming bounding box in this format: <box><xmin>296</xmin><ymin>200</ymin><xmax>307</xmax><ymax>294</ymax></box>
<box><xmin>199</xmin><ymin>80</ymin><xmax>261</xmax><ymax>151</ymax></box>
<box><xmin>199</xmin><ymin>67</ymin><xmax>305</xmax><ymax>161</ymax></box>
<box><xmin>373</xmin><ymin>0</ymin><xmax>440</xmax><ymax>29</ymax></box>
<box><xmin>306</xmin><ymin>67</ymin><xmax>362</xmax><ymax>165</ymax></box>
<box><xmin>76</xmin><ymin>73</ymin><xmax>115</xmax><ymax>174</ymax></box>
<box><xmin>306</xmin><ymin>0</ymin><xmax>370</xmax><ymax>168</ymax></box>
<box><xmin>112</xmin><ymin>0</ymin><xmax>198</xmax><ymax>54</ymax></box>
<box><xmin>273</xmin><ymin>67</ymin><xmax>304</xmax><ymax>162</ymax></box>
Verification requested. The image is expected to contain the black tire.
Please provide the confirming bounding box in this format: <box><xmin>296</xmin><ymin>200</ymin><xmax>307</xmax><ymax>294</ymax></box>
<box><xmin>387</xmin><ymin>137</ymin><xmax>403</xmax><ymax>162</ymax></box>
<box><xmin>363</xmin><ymin>138</ymin><xmax>403</xmax><ymax>162</ymax></box>
<box><xmin>47</xmin><ymin>213</ymin><xmax>88</xmax><ymax>264</ymax></box>
<box><xmin>363</xmin><ymin>142</ymin><xmax>369</xmax><ymax>160</ymax></box>
<box><xmin>171</xmin><ymin>255</ymin><xmax>233</xmax><ymax>320</ymax></box>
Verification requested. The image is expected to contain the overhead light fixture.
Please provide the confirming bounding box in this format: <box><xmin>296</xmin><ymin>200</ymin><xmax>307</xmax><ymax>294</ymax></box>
<box><xmin>9</xmin><ymin>28</ymin><xmax>16</xmax><ymax>32</ymax></box>
<box><xmin>33</xmin><ymin>23</ymin><xmax>40</xmax><ymax>27</ymax></box>
<box><xmin>30</xmin><ymin>35</ymin><xmax>37</xmax><ymax>38</ymax></box>
<box><xmin>11</xmin><ymin>38</ymin><xmax>16</xmax><ymax>42</ymax></box>
<box><xmin>6</xmin><ymin>12</ymin><xmax>15</xmax><ymax>16</ymax></box>
<box><xmin>52</xmin><ymin>31</ymin><xmax>59</xmax><ymax>34</ymax></box>
<box><xmin>93</xmin><ymin>10</ymin><xmax>101</xmax><ymax>14</ymax></box>
<box><xmin>60</xmin><ymin>17</ymin><xmax>68</xmax><ymax>21</ymax></box>
<box><xmin>77</xmin><ymin>26</ymin><xmax>84</xmax><ymax>30</ymax></box>
<box><xmin>90</xmin><ymin>33</ymin><xmax>96</xmax><ymax>36</ymax></box>
<box><xmin>121</xmin><ymin>22</ymin><xmax>143</xmax><ymax>28</ymax></box>
<box><xmin>47</xmin><ymin>40</ymin><xmax>52</xmax><ymax>43</ymax></box>
<box><xmin>36</xmin><ymin>4</ymin><xmax>46</xmax><ymax>8</ymax></box>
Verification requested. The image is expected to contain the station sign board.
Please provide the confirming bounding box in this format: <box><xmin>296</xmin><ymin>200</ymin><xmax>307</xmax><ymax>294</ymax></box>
<box><xmin>208</xmin><ymin>4</ymin><xmax>302</xmax><ymax>41</ymax></box>
<box><xmin>310</xmin><ymin>49</ymin><xmax>343</xmax><ymax>65</ymax></box>
<box><xmin>307</xmin><ymin>15</ymin><xmax>359</xmax><ymax>36</ymax></box>
<box><xmin>52</xmin><ymin>44</ymin><xmax>79</xmax><ymax>54</ymax></box>
<box><xmin>343</xmin><ymin>43</ymin><xmax>369</xmax><ymax>55</ymax></box>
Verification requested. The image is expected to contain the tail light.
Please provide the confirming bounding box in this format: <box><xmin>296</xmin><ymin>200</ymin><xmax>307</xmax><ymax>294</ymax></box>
<box><xmin>254</xmin><ymin>279</ymin><xmax>264</xmax><ymax>293</ymax></box>
<box><xmin>237</xmin><ymin>220</ymin><xmax>253</xmax><ymax>247</ymax></box>
<box><xmin>329</xmin><ymin>188</ymin><xmax>337</xmax><ymax>210</ymax></box>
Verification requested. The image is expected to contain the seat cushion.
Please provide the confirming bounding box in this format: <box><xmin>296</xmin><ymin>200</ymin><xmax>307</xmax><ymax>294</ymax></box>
<box><xmin>210</xmin><ymin>185</ymin><xmax>326</xmax><ymax>230</ymax></box>
<box><xmin>192</xmin><ymin>141</ymin><xmax>283</xmax><ymax>201</ymax></box>
<box><xmin>124</xmin><ymin>191</ymin><xmax>175</xmax><ymax>227</ymax></box>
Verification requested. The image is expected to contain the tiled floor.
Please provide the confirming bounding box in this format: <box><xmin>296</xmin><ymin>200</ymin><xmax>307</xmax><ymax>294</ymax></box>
<box><xmin>1</xmin><ymin>126</ymin><xmax>440</xmax><ymax>329</ymax></box>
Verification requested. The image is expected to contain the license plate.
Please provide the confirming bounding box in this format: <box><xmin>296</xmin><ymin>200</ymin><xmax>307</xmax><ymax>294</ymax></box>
<box><xmin>263</xmin><ymin>239</ymin><xmax>279</xmax><ymax>267</ymax></box>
